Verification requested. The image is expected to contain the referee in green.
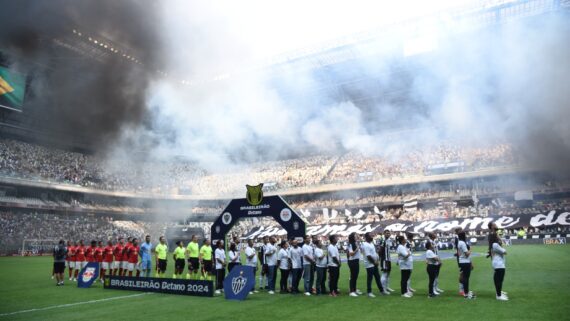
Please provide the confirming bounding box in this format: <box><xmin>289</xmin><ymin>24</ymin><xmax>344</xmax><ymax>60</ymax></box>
<box><xmin>155</xmin><ymin>236</ymin><xmax>168</xmax><ymax>278</ymax></box>
<box><xmin>186</xmin><ymin>235</ymin><xmax>200</xmax><ymax>280</ymax></box>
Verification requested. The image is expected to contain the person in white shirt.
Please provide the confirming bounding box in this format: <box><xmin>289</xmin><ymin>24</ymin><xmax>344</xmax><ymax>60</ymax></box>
<box><xmin>289</xmin><ymin>239</ymin><xmax>303</xmax><ymax>294</ymax></box>
<box><xmin>277</xmin><ymin>240</ymin><xmax>291</xmax><ymax>293</ymax></box>
<box><xmin>457</xmin><ymin>231</ymin><xmax>475</xmax><ymax>299</ymax></box>
<box><xmin>214</xmin><ymin>240</ymin><xmax>226</xmax><ymax>294</ymax></box>
<box><xmin>327</xmin><ymin>235</ymin><xmax>341</xmax><ymax>297</ymax></box>
<box><xmin>362</xmin><ymin>233</ymin><xmax>386</xmax><ymax>297</ymax></box>
<box><xmin>425</xmin><ymin>240</ymin><xmax>440</xmax><ymax>298</ymax></box>
<box><xmin>302</xmin><ymin>236</ymin><xmax>315</xmax><ymax>296</ymax></box>
<box><xmin>346</xmin><ymin>232</ymin><xmax>362</xmax><ymax>297</ymax></box>
<box><xmin>265</xmin><ymin>237</ymin><xmax>278</xmax><ymax>294</ymax></box>
<box><xmin>396</xmin><ymin>235</ymin><xmax>413</xmax><ymax>298</ymax></box>
<box><xmin>426</xmin><ymin>233</ymin><xmax>444</xmax><ymax>294</ymax></box>
<box><xmin>405</xmin><ymin>232</ymin><xmax>416</xmax><ymax>293</ymax></box>
<box><xmin>227</xmin><ymin>242</ymin><xmax>241</xmax><ymax>273</ymax></box>
<box><xmin>245</xmin><ymin>239</ymin><xmax>258</xmax><ymax>294</ymax></box>
<box><xmin>314</xmin><ymin>239</ymin><xmax>328</xmax><ymax>295</ymax></box>
<box><xmin>489</xmin><ymin>233</ymin><xmax>509</xmax><ymax>301</ymax></box>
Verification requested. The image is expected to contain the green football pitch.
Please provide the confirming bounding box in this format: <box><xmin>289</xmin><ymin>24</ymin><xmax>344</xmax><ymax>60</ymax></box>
<box><xmin>0</xmin><ymin>245</ymin><xmax>569</xmax><ymax>321</ymax></box>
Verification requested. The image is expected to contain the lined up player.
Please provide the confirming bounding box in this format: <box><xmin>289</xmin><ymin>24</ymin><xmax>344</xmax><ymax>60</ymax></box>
<box><xmin>73</xmin><ymin>240</ymin><xmax>86</xmax><ymax>281</ymax></box>
<box><xmin>140</xmin><ymin>235</ymin><xmax>152</xmax><ymax>278</ymax></box>
<box><xmin>155</xmin><ymin>236</ymin><xmax>168</xmax><ymax>278</ymax></box>
<box><xmin>67</xmin><ymin>241</ymin><xmax>75</xmax><ymax>281</ymax></box>
<box><xmin>113</xmin><ymin>237</ymin><xmax>125</xmax><ymax>276</ymax></box>
<box><xmin>122</xmin><ymin>237</ymin><xmax>133</xmax><ymax>276</ymax></box>
<box><xmin>379</xmin><ymin>230</ymin><xmax>395</xmax><ymax>292</ymax></box>
<box><xmin>96</xmin><ymin>241</ymin><xmax>104</xmax><ymax>282</ymax></box>
<box><xmin>101</xmin><ymin>240</ymin><xmax>114</xmax><ymax>281</ymax></box>
<box><xmin>126</xmin><ymin>238</ymin><xmax>140</xmax><ymax>277</ymax></box>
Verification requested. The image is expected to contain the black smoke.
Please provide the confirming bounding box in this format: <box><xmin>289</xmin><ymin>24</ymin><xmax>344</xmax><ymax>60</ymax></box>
<box><xmin>0</xmin><ymin>0</ymin><xmax>163</xmax><ymax>150</ymax></box>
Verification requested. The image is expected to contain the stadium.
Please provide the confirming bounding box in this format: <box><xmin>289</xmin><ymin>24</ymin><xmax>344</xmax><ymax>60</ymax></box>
<box><xmin>0</xmin><ymin>0</ymin><xmax>569</xmax><ymax>320</ymax></box>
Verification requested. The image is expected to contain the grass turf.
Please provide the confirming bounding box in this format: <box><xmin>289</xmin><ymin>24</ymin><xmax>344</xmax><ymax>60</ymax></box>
<box><xmin>0</xmin><ymin>245</ymin><xmax>569</xmax><ymax>321</ymax></box>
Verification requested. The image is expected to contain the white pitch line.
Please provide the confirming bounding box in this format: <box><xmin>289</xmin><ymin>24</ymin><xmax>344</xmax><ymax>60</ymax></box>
<box><xmin>0</xmin><ymin>292</ymin><xmax>153</xmax><ymax>317</ymax></box>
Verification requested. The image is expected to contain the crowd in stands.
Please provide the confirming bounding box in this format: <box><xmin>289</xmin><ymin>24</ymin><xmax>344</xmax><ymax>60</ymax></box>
<box><xmin>0</xmin><ymin>138</ymin><xmax>518</xmax><ymax>196</ymax></box>
<box><xmin>0</xmin><ymin>212</ymin><xmax>174</xmax><ymax>255</ymax></box>
<box><xmin>326</xmin><ymin>143</ymin><xmax>516</xmax><ymax>184</ymax></box>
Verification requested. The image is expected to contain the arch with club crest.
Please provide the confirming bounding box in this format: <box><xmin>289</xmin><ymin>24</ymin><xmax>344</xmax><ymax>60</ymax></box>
<box><xmin>210</xmin><ymin>195</ymin><xmax>306</xmax><ymax>243</ymax></box>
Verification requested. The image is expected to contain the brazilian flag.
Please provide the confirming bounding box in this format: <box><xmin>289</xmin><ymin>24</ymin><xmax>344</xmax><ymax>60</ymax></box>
<box><xmin>0</xmin><ymin>66</ymin><xmax>26</xmax><ymax>111</ymax></box>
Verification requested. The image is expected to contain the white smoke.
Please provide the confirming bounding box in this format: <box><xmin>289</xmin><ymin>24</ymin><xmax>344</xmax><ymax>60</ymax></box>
<box><xmin>110</xmin><ymin>0</ymin><xmax>570</xmax><ymax>178</ymax></box>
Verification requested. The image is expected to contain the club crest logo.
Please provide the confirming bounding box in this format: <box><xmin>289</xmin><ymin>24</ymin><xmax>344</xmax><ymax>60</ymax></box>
<box><xmin>246</xmin><ymin>184</ymin><xmax>264</xmax><ymax>206</ymax></box>
<box><xmin>231</xmin><ymin>271</ymin><xmax>247</xmax><ymax>295</ymax></box>
<box><xmin>280</xmin><ymin>208</ymin><xmax>292</xmax><ymax>222</ymax></box>
<box><xmin>82</xmin><ymin>267</ymin><xmax>96</xmax><ymax>282</ymax></box>
<box><xmin>222</xmin><ymin>212</ymin><xmax>232</xmax><ymax>225</ymax></box>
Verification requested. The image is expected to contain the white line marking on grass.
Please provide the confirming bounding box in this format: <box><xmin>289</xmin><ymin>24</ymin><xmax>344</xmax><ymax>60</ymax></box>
<box><xmin>0</xmin><ymin>292</ymin><xmax>153</xmax><ymax>317</ymax></box>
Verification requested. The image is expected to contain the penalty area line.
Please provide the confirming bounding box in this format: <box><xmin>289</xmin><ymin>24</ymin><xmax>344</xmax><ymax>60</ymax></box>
<box><xmin>0</xmin><ymin>292</ymin><xmax>153</xmax><ymax>317</ymax></box>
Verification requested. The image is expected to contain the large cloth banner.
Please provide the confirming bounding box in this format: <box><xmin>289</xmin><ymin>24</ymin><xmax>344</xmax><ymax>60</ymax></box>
<box><xmin>77</xmin><ymin>262</ymin><xmax>100</xmax><ymax>288</ymax></box>
<box><xmin>104</xmin><ymin>276</ymin><xmax>213</xmax><ymax>297</ymax></box>
<box><xmin>243</xmin><ymin>210</ymin><xmax>570</xmax><ymax>238</ymax></box>
<box><xmin>223</xmin><ymin>265</ymin><xmax>255</xmax><ymax>301</ymax></box>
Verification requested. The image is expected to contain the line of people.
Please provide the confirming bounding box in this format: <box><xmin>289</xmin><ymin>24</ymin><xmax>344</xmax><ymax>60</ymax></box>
<box><xmin>52</xmin><ymin>228</ymin><xmax>509</xmax><ymax>301</ymax></box>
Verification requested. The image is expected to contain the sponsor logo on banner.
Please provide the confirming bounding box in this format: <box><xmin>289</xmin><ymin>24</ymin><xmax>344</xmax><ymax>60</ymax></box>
<box><xmin>246</xmin><ymin>184</ymin><xmax>264</xmax><ymax>206</ymax></box>
<box><xmin>222</xmin><ymin>212</ymin><xmax>232</xmax><ymax>225</ymax></box>
<box><xmin>280</xmin><ymin>208</ymin><xmax>292</xmax><ymax>222</ymax></box>
<box><xmin>77</xmin><ymin>262</ymin><xmax>100</xmax><ymax>288</ymax></box>
<box><xmin>231</xmin><ymin>273</ymin><xmax>247</xmax><ymax>295</ymax></box>
<box><xmin>104</xmin><ymin>275</ymin><xmax>213</xmax><ymax>297</ymax></box>
<box><xmin>544</xmin><ymin>237</ymin><xmax>566</xmax><ymax>245</ymax></box>
<box><xmin>223</xmin><ymin>265</ymin><xmax>255</xmax><ymax>301</ymax></box>
<box><xmin>82</xmin><ymin>267</ymin><xmax>96</xmax><ymax>283</ymax></box>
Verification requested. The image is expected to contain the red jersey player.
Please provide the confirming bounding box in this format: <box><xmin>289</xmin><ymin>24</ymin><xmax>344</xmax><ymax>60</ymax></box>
<box><xmin>113</xmin><ymin>238</ymin><xmax>125</xmax><ymax>276</ymax></box>
<box><xmin>122</xmin><ymin>237</ymin><xmax>133</xmax><ymax>276</ymax></box>
<box><xmin>127</xmin><ymin>238</ymin><xmax>140</xmax><ymax>277</ymax></box>
<box><xmin>86</xmin><ymin>241</ymin><xmax>97</xmax><ymax>263</ymax></box>
<box><xmin>102</xmin><ymin>240</ymin><xmax>114</xmax><ymax>280</ymax></box>
<box><xmin>74</xmin><ymin>240</ymin><xmax>86</xmax><ymax>281</ymax></box>
<box><xmin>66</xmin><ymin>241</ymin><xmax>75</xmax><ymax>280</ymax></box>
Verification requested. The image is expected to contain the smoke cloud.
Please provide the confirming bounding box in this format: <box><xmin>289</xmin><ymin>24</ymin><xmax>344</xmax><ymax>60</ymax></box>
<box><xmin>0</xmin><ymin>0</ymin><xmax>163</xmax><ymax>149</ymax></box>
<box><xmin>132</xmin><ymin>1</ymin><xmax>570</xmax><ymax>177</ymax></box>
